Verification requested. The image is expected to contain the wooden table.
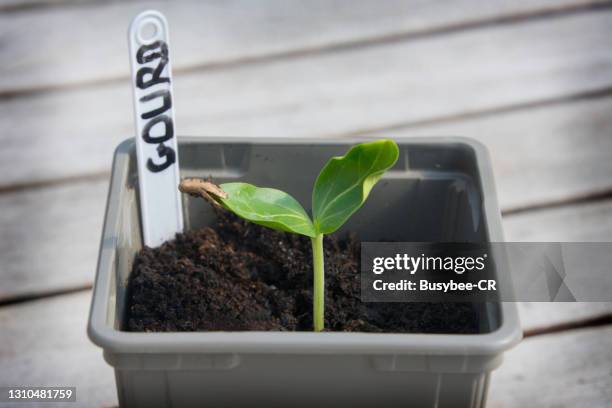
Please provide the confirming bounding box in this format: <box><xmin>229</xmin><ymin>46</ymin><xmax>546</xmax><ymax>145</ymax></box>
<box><xmin>1</xmin><ymin>1</ymin><xmax>611</xmax><ymax>406</ymax></box>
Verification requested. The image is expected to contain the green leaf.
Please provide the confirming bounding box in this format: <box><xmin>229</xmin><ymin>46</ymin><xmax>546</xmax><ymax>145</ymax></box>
<box><xmin>312</xmin><ymin>139</ymin><xmax>399</xmax><ymax>234</ymax></box>
<box><xmin>217</xmin><ymin>182</ymin><xmax>317</xmax><ymax>238</ymax></box>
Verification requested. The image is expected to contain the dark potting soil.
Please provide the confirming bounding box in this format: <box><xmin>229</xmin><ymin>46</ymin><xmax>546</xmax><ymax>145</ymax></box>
<box><xmin>127</xmin><ymin>211</ymin><xmax>480</xmax><ymax>333</ymax></box>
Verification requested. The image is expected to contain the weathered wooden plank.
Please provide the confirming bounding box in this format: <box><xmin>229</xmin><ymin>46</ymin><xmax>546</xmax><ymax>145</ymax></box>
<box><xmin>507</xmin><ymin>199</ymin><xmax>612</xmax><ymax>334</ymax></box>
<box><xmin>0</xmin><ymin>291</ymin><xmax>117</xmax><ymax>408</ymax></box>
<box><xmin>381</xmin><ymin>96</ymin><xmax>612</xmax><ymax>212</ymax></box>
<box><xmin>0</xmin><ymin>180</ymin><xmax>106</xmax><ymax>301</ymax></box>
<box><xmin>0</xmin><ymin>0</ymin><xmax>606</xmax><ymax>94</ymax></box>
<box><xmin>503</xmin><ymin>198</ymin><xmax>612</xmax><ymax>241</ymax></box>
<box><xmin>1</xmin><ymin>11</ymin><xmax>611</xmax><ymax>190</ymax></box>
<box><xmin>489</xmin><ymin>325</ymin><xmax>612</xmax><ymax>408</ymax></box>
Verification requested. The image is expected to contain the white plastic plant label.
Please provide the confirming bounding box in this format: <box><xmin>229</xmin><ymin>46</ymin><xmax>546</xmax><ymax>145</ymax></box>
<box><xmin>128</xmin><ymin>10</ymin><xmax>183</xmax><ymax>247</ymax></box>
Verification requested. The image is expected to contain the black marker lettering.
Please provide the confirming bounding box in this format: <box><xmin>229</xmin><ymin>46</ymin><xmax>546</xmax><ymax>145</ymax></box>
<box><xmin>136</xmin><ymin>41</ymin><xmax>168</xmax><ymax>63</ymax></box>
<box><xmin>141</xmin><ymin>115</ymin><xmax>173</xmax><ymax>144</ymax></box>
<box><xmin>136</xmin><ymin>63</ymin><xmax>169</xmax><ymax>89</ymax></box>
<box><xmin>140</xmin><ymin>89</ymin><xmax>172</xmax><ymax>120</ymax></box>
<box><xmin>146</xmin><ymin>143</ymin><xmax>176</xmax><ymax>173</ymax></box>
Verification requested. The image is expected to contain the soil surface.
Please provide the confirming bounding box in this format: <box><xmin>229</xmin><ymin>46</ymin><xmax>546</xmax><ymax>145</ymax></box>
<box><xmin>127</xmin><ymin>211</ymin><xmax>480</xmax><ymax>333</ymax></box>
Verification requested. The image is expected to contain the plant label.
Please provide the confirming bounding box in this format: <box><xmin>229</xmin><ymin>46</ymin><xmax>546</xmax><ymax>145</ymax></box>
<box><xmin>128</xmin><ymin>10</ymin><xmax>183</xmax><ymax>247</ymax></box>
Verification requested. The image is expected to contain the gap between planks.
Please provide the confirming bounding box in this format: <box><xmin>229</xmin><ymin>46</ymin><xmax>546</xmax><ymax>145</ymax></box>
<box><xmin>0</xmin><ymin>0</ymin><xmax>143</xmax><ymax>13</ymax></box>
<box><xmin>502</xmin><ymin>187</ymin><xmax>612</xmax><ymax>216</ymax></box>
<box><xmin>0</xmin><ymin>171</ymin><xmax>108</xmax><ymax>195</ymax></box>
<box><xmin>0</xmin><ymin>282</ymin><xmax>92</xmax><ymax>307</ymax></box>
<box><xmin>524</xmin><ymin>311</ymin><xmax>612</xmax><ymax>337</ymax></box>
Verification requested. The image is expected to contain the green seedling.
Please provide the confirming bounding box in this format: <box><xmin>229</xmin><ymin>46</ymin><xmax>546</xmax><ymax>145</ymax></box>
<box><xmin>179</xmin><ymin>140</ymin><xmax>399</xmax><ymax>331</ymax></box>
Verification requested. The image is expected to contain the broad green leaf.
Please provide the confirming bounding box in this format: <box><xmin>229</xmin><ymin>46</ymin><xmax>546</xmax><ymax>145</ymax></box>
<box><xmin>312</xmin><ymin>139</ymin><xmax>399</xmax><ymax>234</ymax></box>
<box><xmin>216</xmin><ymin>182</ymin><xmax>317</xmax><ymax>238</ymax></box>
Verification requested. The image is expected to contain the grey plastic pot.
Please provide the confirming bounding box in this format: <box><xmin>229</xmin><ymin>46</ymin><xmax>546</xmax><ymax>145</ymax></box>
<box><xmin>88</xmin><ymin>137</ymin><xmax>521</xmax><ymax>408</ymax></box>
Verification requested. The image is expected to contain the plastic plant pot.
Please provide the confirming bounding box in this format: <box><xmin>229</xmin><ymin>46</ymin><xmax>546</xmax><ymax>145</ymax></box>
<box><xmin>88</xmin><ymin>136</ymin><xmax>521</xmax><ymax>408</ymax></box>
